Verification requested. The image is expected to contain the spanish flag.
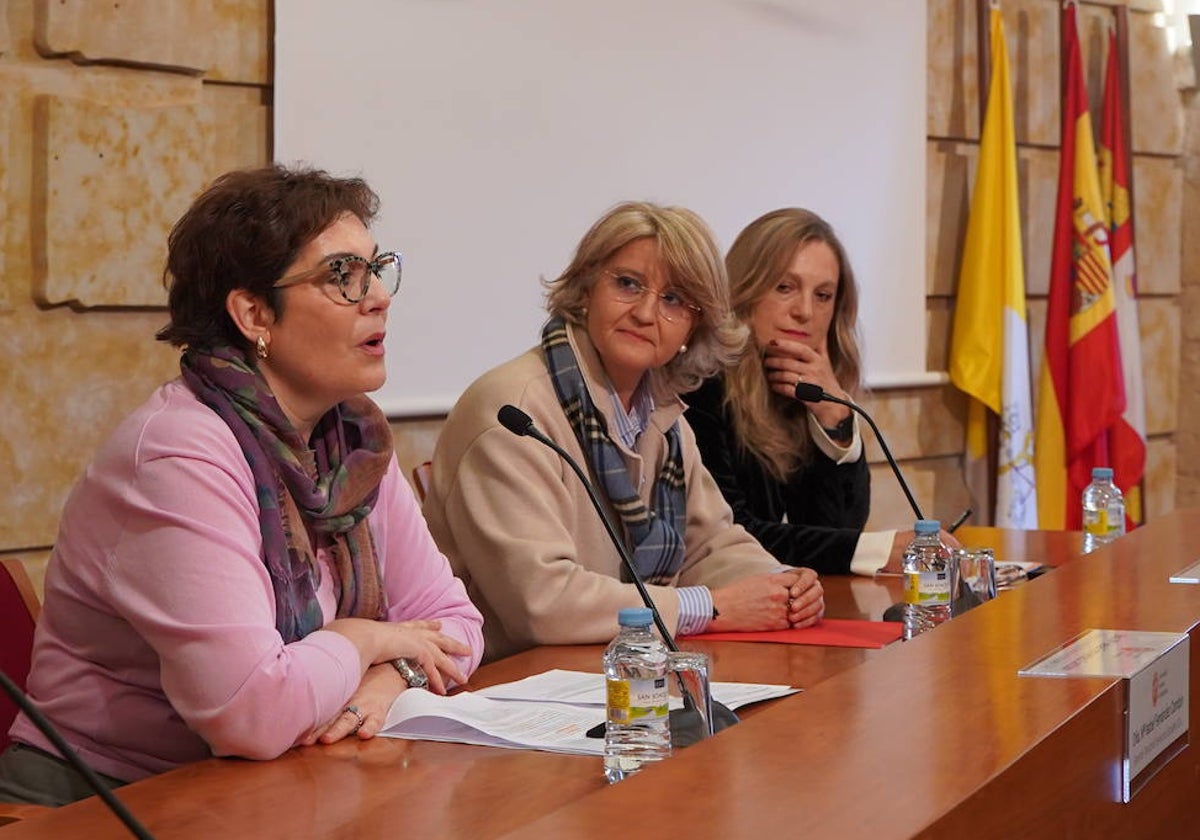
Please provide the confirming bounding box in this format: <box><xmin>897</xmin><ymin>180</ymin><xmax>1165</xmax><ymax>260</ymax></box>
<box><xmin>949</xmin><ymin>5</ymin><xmax>1037</xmax><ymax>528</ymax></box>
<box><xmin>1034</xmin><ymin>3</ymin><xmax>1125</xmax><ymax>529</ymax></box>
<box><xmin>1098</xmin><ymin>25</ymin><xmax>1146</xmax><ymax>528</ymax></box>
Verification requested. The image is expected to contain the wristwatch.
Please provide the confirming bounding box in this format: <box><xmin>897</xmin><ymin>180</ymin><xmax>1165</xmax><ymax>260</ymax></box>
<box><xmin>822</xmin><ymin>415</ymin><xmax>854</xmax><ymax>444</ymax></box>
<box><xmin>392</xmin><ymin>657</ymin><xmax>429</xmax><ymax>689</ymax></box>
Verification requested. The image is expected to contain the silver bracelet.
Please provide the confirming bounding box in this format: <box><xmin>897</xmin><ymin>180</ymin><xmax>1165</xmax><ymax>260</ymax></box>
<box><xmin>391</xmin><ymin>657</ymin><xmax>429</xmax><ymax>689</ymax></box>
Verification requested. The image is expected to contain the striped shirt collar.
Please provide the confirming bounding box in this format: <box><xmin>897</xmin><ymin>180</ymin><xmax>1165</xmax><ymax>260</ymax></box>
<box><xmin>608</xmin><ymin>379</ymin><xmax>654</xmax><ymax>450</ymax></box>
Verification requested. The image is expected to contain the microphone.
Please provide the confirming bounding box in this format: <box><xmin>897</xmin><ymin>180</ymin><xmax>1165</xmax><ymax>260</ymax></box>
<box><xmin>793</xmin><ymin>382</ymin><xmax>925</xmax><ymax>521</ymax></box>
<box><xmin>496</xmin><ymin>405</ymin><xmax>737</xmax><ymax>744</ymax></box>
<box><xmin>0</xmin><ymin>670</ymin><xmax>156</xmax><ymax>839</ymax></box>
<box><xmin>793</xmin><ymin>385</ymin><xmax>985</xmax><ymax>619</ymax></box>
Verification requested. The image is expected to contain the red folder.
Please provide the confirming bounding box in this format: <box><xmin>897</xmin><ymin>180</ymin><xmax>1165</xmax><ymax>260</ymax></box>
<box><xmin>683</xmin><ymin>618</ymin><xmax>901</xmax><ymax>649</ymax></box>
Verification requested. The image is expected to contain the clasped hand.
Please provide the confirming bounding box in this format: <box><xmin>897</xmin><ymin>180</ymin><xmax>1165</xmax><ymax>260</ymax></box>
<box><xmin>711</xmin><ymin>568</ymin><xmax>824</xmax><ymax>632</ymax></box>
<box><xmin>305</xmin><ymin>619</ymin><xmax>469</xmax><ymax>746</ymax></box>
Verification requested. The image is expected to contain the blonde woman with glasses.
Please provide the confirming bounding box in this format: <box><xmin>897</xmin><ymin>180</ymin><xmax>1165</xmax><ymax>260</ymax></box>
<box><xmin>423</xmin><ymin>202</ymin><xmax>824</xmax><ymax>664</ymax></box>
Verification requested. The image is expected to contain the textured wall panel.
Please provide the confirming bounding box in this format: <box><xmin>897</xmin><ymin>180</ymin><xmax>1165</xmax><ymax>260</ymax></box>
<box><xmin>865</xmin><ymin>455</ymin><xmax>971</xmax><ymax>532</ymax></box>
<box><xmin>0</xmin><ymin>93</ymin><xmax>11</xmax><ymax>312</ymax></box>
<box><xmin>1128</xmin><ymin>9</ymin><xmax>1185</xmax><ymax>155</ymax></box>
<box><xmin>1131</xmin><ymin>156</ymin><xmax>1183</xmax><ymax>295</ymax></box>
<box><xmin>1145</xmin><ymin>438</ymin><xmax>1176</xmax><ymax>521</ymax></box>
<box><xmin>927</xmin><ymin>0</ymin><xmax>980</xmax><ymax>141</ymax></box>
<box><xmin>927</xmin><ymin>297</ymin><xmax>953</xmax><ymax>373</ymax></box>
<box><xmin>34</xmin><ymin>95</ymin><xmax>208</xmax><ymax>307</ymax></box>
<box><xmin>860</xmin><ymin>387</ymin><xmax>967</xmax><ymax>465</ymax></box>
<box><xmin>35</xmin><ymin>0</ymin><xmax>213</xmax><ymax>73</ymax></box>
<box><xmin>203</xmin><ymin>83</ymin><xmax>270</xmax><ymax>175</ymax></box>
<box><xmin>927</xmin><ymin>0</ymin><xmax>1058</xmax><ymax>146</ymax></box>
<box><xmin>926</xmin><ymin>141</ymin><xmax>970</xmax><ymax>297</ymax></box>
<box><xmin>0</xmin><ymin>306</ymin><xmax>179</xmax><ymax>548</ymax></box>
<box><xmin>208</xmin><ymin>0</ymin><xmax>270</xmax><ymax>84</ymax></box>
<box><xmin>1140</xmin><ymin>297</ymin><xmax>1179</xmax><ymax>436</ymax></box>
<box><xmin>0</xmin><ymin>4</ymin><xmax>10</xmax><ymax>56</ymax></box>
<box><xmin>927</xmin><ymin>142</ymin><xmax>1057</xmax><ymax>302</ymax></box>
<box><xmin>1018</xmin><ymin>147</ymin><xmax>1060</xmax><ymax>298</ymax></box>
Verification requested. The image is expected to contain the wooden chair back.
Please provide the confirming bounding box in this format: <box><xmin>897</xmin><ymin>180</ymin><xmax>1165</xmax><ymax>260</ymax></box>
<box><xmin>411</xmin><ymin>461</ymin><xmax>433</xmax><ymax>503</ymax></box>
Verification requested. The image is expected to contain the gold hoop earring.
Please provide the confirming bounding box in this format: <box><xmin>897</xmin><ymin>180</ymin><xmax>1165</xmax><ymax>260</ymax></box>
<box><xmin>256</xmin><ymin>335</ymin><xmax>269</xmax><ymax>360</ymax></box>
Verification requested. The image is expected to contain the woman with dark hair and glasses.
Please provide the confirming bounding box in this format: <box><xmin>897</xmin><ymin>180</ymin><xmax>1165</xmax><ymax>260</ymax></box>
<box><xmin>422</xmin><ymin>201</ymin><xmax>824</xmax><ymax>664</ymax></box>
<box><xmin>0</xmin><ymin>165</ymin><xmax>483</xmax><ymax>806</ymax></box>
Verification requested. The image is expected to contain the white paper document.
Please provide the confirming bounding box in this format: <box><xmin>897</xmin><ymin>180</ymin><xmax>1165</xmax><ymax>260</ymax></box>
<box><xmin>380</xmin><ymin>689</ymin><xmax>604</xmax><ymax>755</ymax></box>
<box><xmin>477</xmin><ymin>668</ymin><xmax>798</xmax><ymax>709</ymax></box>
<box><xmin>1169</xmin><ymin>559</ymin><xmax>1200</xmax><ymax>584</ymax></box>
<box><xmin>378</xmin><ymin>669</ymin><xmax>798</xmax><ymax>756</ymax></box>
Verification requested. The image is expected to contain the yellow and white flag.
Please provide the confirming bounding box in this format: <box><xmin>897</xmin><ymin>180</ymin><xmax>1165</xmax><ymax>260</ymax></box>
<box><xmin>948</xmin><ymin>5</ymin><xmax>1037</xmax><ymax>528</ymax></box>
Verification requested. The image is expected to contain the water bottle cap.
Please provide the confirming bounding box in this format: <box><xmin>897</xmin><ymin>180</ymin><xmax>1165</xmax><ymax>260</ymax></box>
<box><xmin>1092</xmin><ymin>467</ymin><xmax>1114</xmax><ymax>480</ymax></box>
<box><xmin>914</xmin><ymin>519</ymin><xmax>941</xmax><ymax>534</ymax></box>
<box><xmin>617</xmin><ymin>607</ymin><xmax>654</xmax><ymax>628</ymax></box>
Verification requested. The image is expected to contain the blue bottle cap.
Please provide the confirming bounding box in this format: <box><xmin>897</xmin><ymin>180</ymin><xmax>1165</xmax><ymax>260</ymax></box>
<box><xmin>914</xmin><ymin>519</ymin><xmax>941</xmax><ymax>535</ymax></box>
<box><xmin>617</xmin><ymin>607</ymin><xmax>654</xmax><ymax>627</ymax></box>
<box><xmin>1092</xmin><ymin>467</ymin><xmax>1114</xmax><ymax>480</ymax></box>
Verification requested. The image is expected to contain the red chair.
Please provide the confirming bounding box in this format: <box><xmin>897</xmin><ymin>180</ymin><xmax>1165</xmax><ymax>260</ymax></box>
<box><xmin>0</xmin><ymin>558</ymin><xmax>40</xmax><ymax>754</ymax></box>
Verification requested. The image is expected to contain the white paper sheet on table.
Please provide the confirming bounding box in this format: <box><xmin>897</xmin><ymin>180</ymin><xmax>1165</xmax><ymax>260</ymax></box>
<box><xmin>377</xmin><ymin>669</ymin><xmax>798</xmax><ymax>756</ymax></box>
<box><xmin>476</xmin><ymin>668</ymin><xmax>798</xmax><ymax>709</ymax></box>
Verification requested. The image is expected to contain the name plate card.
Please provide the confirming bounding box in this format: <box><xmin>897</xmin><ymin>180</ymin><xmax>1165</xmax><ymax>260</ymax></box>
<box><xmin>1168</xmin><ymin>559</ymin><xmax>1200</xmax><ymax>584</ymax></box>
<box><xmin>1020</xmin><ymin>629</ymin><xmax>1189</xmax><ymax>802</ymax></box>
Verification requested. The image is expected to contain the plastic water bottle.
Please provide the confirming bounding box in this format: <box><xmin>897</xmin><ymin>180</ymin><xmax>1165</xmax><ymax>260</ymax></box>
<box><xmin>603</xmin><ymin>607</ymin><xmax>670</xmax><ymax>783</ymax></box>
<box><xmin>901</xmin><ymin>519</ymin><xmax>953</xmax><ymax>640</ymax></box>
<box><xmin>1082</xmin><ymin>467</ymin><xmax>1126</xmax><ymax>554</ymax></box>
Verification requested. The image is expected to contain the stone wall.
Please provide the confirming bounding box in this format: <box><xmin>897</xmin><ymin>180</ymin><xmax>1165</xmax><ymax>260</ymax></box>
<box><xmin>0</xmin><ymin>0</ymin><xmax>271</xmax><ymax>594</ymax></box>
<box><xmin>1</xmin><ymin>0</ymin><xmax>1188</xmax><ymax>598</ymax></box>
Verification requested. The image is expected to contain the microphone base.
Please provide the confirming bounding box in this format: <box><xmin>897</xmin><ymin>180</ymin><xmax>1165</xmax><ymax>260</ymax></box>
<box><xmin>669</xmin><ymin>700</ymin><xmax>739</xmax><ymax>748</ymax></box>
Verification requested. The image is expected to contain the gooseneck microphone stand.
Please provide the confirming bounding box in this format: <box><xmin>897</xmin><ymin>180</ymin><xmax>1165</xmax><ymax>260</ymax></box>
<box><xmin>0</xmin><ymin>670</ymin><xmax>156</xmax><ymax>839</ymax></box>
<box><xmin>497</xmin><ymin>405</ymin><xmax>737</xmax><ymax>744</ymax></box>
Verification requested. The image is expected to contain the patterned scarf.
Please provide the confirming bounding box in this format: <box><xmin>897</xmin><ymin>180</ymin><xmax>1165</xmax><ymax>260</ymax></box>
<box><xmin>181</xmin><ymin>345</ymin><xmax>393</xmax><ymax>643</ymax></box>
<box><xmin>540</xmin><ymin>317</ymin><xmax>687</xmax><ymax>583</ymax></box>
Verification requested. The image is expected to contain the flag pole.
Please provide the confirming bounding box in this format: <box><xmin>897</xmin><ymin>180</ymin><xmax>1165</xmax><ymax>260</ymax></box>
<box><xmin>1116</xmin><ymin>5</ymin><xmax>1134</xmax><ymax>215</ymax></box>
<box><xmin>978</xmin><ymin>0</ymin><xmax>993</xmax><ymax>115</ymax></box>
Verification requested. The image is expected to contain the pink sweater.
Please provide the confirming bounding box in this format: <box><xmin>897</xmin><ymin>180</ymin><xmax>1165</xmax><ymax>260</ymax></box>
<box><xmin>10</xmin><ymin>380</ymin><xmax>483</xmax><ymax>782</ymax></box>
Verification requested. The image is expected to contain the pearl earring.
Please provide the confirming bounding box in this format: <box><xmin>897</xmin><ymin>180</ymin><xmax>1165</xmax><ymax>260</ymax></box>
<box><xmin>678</xmin><ymin>344</ymin><xmax>688</xmax><ymax>354</ymax></box>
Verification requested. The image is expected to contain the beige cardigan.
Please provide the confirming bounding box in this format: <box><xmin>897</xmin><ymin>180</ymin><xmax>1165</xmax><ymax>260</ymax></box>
<box><xmin>423</xmin><ymin>323</ymin><xmax>781</xmax><ymax>662</ymax></box>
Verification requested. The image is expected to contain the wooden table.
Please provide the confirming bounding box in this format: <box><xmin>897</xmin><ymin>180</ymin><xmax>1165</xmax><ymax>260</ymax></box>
<box><xmin>3</xmin><ymin>517</ymin><xmax>1195</xmax><ymax>839</ymax></box>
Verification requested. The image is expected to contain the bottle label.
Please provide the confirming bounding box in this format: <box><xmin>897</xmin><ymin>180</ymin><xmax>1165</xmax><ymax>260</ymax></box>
<box><xmin>1083</xmin><ymin>509</ymin><xmax>1108</xmax><ymax>536</ymax></box>
<box><xmin>606</xmin><ymin>677</ymin><xmax>668</xmax><ymax>725</ymax></box>
<box><xmin>903</xmin><ymin>571</ymin><xmax>951</xmax><ymax>606</ymax></box>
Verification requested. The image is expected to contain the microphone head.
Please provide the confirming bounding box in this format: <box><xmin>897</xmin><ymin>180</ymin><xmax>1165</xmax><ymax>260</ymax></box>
<box><xmin>794</xmin><ymin>381</ymin><xmax>826</xmax><ymax>403</ymax></box>
<box><xmin>497</xmin><ymin>404</ymin><xmax>534</xmax><ymax>436</ymax></box>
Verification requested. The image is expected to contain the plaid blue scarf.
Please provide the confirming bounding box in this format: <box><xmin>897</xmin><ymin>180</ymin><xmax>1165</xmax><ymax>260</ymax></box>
<box><xmin>540</xmin><ymin>318</ymin><xmax>687</xmax><ymax>583</ymax></box>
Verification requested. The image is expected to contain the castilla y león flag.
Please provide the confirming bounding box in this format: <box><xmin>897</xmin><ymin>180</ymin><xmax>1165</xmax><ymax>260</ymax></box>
<box><xmin>1098</xmin><ymin>26</ymin><xmax>1146</xmax><ymax>528</ymax></box>
<box><xmin>1034</xmin><ymin>3</ymin><xmax>1125</xmax><ymax>530</ymax></box>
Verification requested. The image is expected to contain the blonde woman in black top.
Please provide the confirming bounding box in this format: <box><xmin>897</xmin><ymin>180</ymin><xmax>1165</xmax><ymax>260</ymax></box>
<box><xmin>685</xmin><ymin>208</ymin><xmax>920</xmax><ymax>575</ymax></box>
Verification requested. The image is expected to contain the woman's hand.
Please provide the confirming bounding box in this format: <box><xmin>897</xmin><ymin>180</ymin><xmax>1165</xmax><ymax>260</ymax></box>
<box><xmin>762</xmin><ymin>338</ymin><xmax>850</xmax><ymax>430</ymax></box>
<box><xmin>710</xmin><ymin>571</ymin><xmax>800</xmax><ymax>632</ymax></box>
<box><xmin>303</xmin><ymin>662</ymin><xmax>402</xmax><ymax>746</ymax></box>
<box><xmin>323</xmin><ymin>617</ymin><xmax>470</xmax><ymax>694</ymax></box>
<box><xmin>784</xmin><ymin>567</ymin><xmax>824</xmax><ymax>628</ymax></box>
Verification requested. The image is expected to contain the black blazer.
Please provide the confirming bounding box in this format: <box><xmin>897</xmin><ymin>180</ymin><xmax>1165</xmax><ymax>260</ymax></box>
<box><xmin>683</xmin><ymin>376</ymin><xmax>870</xmax><ymax>574</ymax></box>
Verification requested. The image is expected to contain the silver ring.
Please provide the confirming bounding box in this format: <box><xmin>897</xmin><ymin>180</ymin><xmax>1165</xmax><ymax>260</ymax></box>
<box><xmin>344</xmin><ymin>704</ymin><xmax>365</xmax><ymax>733</ymax></box>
